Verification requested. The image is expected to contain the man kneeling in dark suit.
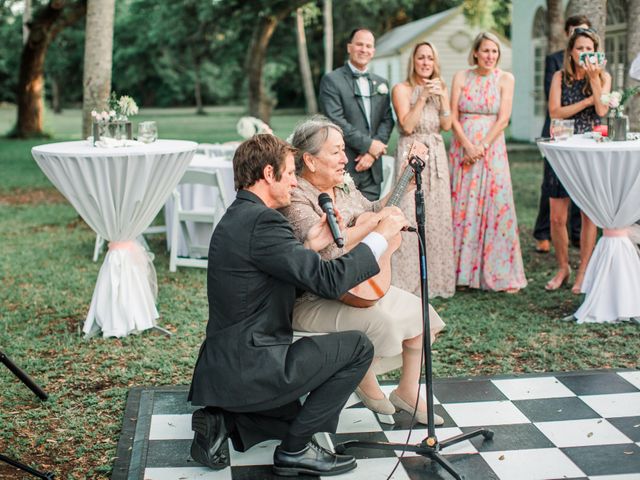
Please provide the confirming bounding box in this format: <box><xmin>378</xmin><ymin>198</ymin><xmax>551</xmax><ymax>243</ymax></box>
<box><xmin>188</xmin><ymin>134</ymin><xmax>408</xmax><ymax>476</ymax></box>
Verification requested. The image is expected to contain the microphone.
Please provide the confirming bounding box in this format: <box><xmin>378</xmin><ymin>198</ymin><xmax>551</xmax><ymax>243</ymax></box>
<box><xmin>318</xmin><ymin>193</ymin><xmax>344</xmax><ymax>248</ymax></box>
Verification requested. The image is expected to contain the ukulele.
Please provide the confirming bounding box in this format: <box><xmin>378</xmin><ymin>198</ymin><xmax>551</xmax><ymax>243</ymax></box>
<box><xmin>340</xmin><ymin>141</ymin><xmax>429</xmax><ymax>308</ymax></box>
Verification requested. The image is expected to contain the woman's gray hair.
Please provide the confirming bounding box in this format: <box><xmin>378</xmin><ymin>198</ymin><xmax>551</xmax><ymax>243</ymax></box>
<box><xmin>289</xmin><ymin>115</ymin><xmax>343</xmax><ymax>173</ymax></box>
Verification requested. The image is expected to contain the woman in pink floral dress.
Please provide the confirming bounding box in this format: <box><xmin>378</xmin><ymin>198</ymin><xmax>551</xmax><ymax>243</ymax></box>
<box><xmin>449</xmin><ymin>32</ymin><xmax>527</xmax><ymax>292</ymax></box>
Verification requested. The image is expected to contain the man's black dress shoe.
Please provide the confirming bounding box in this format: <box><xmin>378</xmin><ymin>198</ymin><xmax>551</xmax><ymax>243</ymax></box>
<box><xmin>272</xmin><ymin>441</ymin><xmax>356</xmax><ymax>477</ymax></box>
<box><xmin>190</xmin><ymin>407</ymin><xmax>229</xmax><ymax>470</ymax></box>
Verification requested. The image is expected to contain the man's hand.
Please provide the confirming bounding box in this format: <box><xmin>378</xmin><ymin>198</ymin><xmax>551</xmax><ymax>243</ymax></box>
<box><xmin>368</xmin><ymin>139</ymin><xmax>387</xmax><ymax>158</ymax></box>
<box><xmin>354</xmin><ymin>152</ymin><xmax>375</xmax><ymax>172</ymax></box>
<box><xmin>373</xmin><ymin>208</ymin><xmax>408</xmax><ymax>241</ymax></box>
<box><xmin>304</xmin><ymin>211</ymin><xmax>345</xmax><ymax>252</ymax></box>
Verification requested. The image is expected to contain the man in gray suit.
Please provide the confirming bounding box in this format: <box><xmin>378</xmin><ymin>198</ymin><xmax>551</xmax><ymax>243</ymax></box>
<box><xmin>319</xmin><ymin>28</ymin><xmax>395</xmax><ymax>200</ymax></box>
<box><xmin>188</xmin><ymin>135</ymin><xmax>408</xmax><ymax>476</ymax></box>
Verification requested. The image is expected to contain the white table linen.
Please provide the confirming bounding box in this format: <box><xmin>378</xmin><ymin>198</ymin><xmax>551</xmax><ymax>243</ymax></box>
<box><xmin>538</xmin><ymin>135</ymin><xmax>640</xmax><ymax>323</ymax></box>
<box><xmin>32</xmin><ymin>140</ymin><xmax>197</xmax><ymax>337</ymax></box>
<box><xmin>164</xmin><ymin>154</ymin><xmax>236</xmax><ymax>257</ymax></box>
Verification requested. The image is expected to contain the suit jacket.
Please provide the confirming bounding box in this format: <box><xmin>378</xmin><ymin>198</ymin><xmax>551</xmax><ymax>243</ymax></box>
<box><xmin>188</xmin><ymin>189</ymin><xmax>379</xmax><ymax>410</ymax></box>
<box><xmin>541</xmin><ymin>50</ymin><xmax>564</xmax><ymax>138</ymax></box>
<box><xmin>318</xmin><ymin>64</ymin><xmax>395</xmax><ymax>187</ymax></box>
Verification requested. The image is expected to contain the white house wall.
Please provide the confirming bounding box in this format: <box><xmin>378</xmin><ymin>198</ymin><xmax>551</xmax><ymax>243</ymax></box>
<box><xmin>512</xmin><ymin>0</ymin><xmax>546</xmax><ymax>141</ymax></box>
<box><xmin>511</xmin><ymin>0</ymin><xmax>572</xmax><ymax>141</ymax></box>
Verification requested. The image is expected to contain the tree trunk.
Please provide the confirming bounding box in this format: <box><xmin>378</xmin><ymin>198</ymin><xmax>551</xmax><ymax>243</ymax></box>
<box><xmin>566</xmin><ymin>0</ymin><xmax>606</xmax><ymax>38</ymax></box>
<box><xmin>323</xmin><ymin>0</ymin><xmax>333</xmax><ymax>73</ymax></box>
<box><xmin>626</xmin><ymin>0</ymin><xmax>640</xmax><ymax>130</ymax></box>
<box><xmin>246</xmin><ymin>0</ymin><xmax>309</xmax><ymax>123</ymax></box>
<box><xmin>547</xmin><ymin>0</ymin><xmax>565</xmax><ymax>52</ymax></box>
<box><xmin>51</xmin><ymin>77</ymin><xmax>62</xmax><ymax>113</ymax></box>
<box><xmin>247</xmin><ymin>15</ymin><xmax>279</xmax><ymax>123</ymax></box>
<box><xmin>296</xmin><ymin>8</ymin><xmax>317</xmax><ymax>114</ymax></box>
<box><xmin>82</xmin><ymin>0</ymin><xmax>115</xmax><ymax>138</ymax></box>
<box><xmin>22</xmin><ymin>0</ymin><xmax>32</xmax><ymax>45</ymax></box>
<box><xmin>14</xmin><ymin>1</ymin><xmax>86</xmax><ymax>138</ymax></box>
<box><xmin>193</xmin><ymin>59</ymin><xmax>205</xmax><ymax>115</ymax></box>
<box><xmin>16</xmin><ymin>30</ymin><xmax>49</xmax><ymax>137</ymax></box>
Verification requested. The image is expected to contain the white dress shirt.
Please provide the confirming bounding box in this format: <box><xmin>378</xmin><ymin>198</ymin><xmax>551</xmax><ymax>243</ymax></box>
<box><xmin>348</xmin><ymin>61</ymin><xmax>371</xmax><ymax>129</ymax></box>
<box><xmin>361</xmin><ymin>231</ymin><xmax>388</xmax><ymax>261</ymax></box>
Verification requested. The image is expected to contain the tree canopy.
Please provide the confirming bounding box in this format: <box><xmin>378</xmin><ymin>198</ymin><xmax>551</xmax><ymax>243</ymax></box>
<box><xmin>0</xmin><ymin>0</ymin><xmax>512</xmax><ymax>114</ymax></box>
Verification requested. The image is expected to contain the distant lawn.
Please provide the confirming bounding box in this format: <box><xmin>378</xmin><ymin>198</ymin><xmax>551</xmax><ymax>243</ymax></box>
<box><xmin>0</xmin><ymin>106</ymin><xmax>638</xmax><ymax>479</ymax></box>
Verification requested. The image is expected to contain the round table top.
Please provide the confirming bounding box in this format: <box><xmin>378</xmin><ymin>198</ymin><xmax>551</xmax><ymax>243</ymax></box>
<box><xmin>32</xmin><ymin>139</ymin><xmax>198</xmax><ymax>157</ymax></box>
<box><xmin>538</xmin><ymin>134</ymin><xmax>640</xmax><ymax>153</ymax></box>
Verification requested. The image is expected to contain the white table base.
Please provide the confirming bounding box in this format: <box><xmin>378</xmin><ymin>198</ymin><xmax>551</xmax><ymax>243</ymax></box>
<box><xmin>577</xmin><ymin>235</ymin><xmax>640</xmax><ymax>323</ymax></box>
<box><xmin>86</xmin><ymin>240</ymin><xmax>158</xmax><ymax>337</ymax></box>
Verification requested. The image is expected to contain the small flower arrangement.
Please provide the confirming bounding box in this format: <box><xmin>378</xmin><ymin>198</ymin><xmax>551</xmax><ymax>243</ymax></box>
<box><xmin>336</xmin><ymin>172</ymin><xmax>354</xmax><ymax>194</ymax></box>
<box><xmin>91</xmin><ymin>92</ymin><xmax>139</xmax><ymax>124</ymax></box>
<box><xmin>601</xmin><ymin>86</ymin><xmax>640</xmax><ymax>117</ymax></box>
<box><xmin>236</xmin><ymin>116</ymin><xmax>271</xmax><ymax>139</ymax></box>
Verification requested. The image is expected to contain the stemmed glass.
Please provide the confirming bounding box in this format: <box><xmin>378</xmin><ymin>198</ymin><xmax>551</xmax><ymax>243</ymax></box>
<box><xmin>137</xmin><ymin>121</ymin><xmax>158</xmax><ymax>143</ymax></box>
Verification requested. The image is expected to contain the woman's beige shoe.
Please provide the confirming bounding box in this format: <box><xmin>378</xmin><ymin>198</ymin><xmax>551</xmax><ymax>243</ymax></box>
<box><xmin>389</xmin><ymin>390</ymin><xmax>444</xmax><ymax>426</ymax></box>
<box><xmin>355</xmin><ymin>387</ymin><xmax>396</xmax><ymax>415</ymax></box>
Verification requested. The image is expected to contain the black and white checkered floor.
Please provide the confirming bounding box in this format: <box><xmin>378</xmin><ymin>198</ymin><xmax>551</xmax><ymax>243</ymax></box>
<box><xmin>112</xmin><ymin>370</ymin><xmax>640</xmax><ymax>480</ymax></box>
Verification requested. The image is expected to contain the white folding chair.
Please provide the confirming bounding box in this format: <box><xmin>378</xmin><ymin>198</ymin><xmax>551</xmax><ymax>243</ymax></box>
<box><xmin>379</xmin><ymin>154</ymin><xmax>396</xmax><ymax>199</ymax></box>
<box><xmin>197</xmin><ymin>143</ymin><xmax>237</xmax><ymax>161</ymax></box>
<box><xmin>169</xmin><ymin>169</ymin><xmax>229</xmax><ymax>272</ymax></box>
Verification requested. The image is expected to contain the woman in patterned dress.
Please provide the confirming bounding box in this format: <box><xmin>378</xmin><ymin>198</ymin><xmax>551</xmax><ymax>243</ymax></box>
<box><xmin>391</xmin><ymin>42</ymin><xmax>455</xmax><ymax>299</ymax></box>
<box><xmin>546</xmin><ymin>29</ymin><xmax>610</xmax><ymax>293</ymax></box>
<box><xmin>281</xmin><ymin>116</ymin><xmax>446</xmax><ymax>426</ymax></box>
<box><xmin>449</xmin><ymin>32</ymin><xmax>527</xmax><ymax>292</ymax></box>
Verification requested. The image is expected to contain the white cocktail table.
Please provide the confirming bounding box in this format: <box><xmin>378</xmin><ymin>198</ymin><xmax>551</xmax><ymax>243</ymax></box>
<box><xmin>538</xmin><ymin>134</ymin><xmax>640</xmax><ymax>323</ymax></box>
<box><xmin>32</xmin><ymin>140</ymin><xmax>197</xmax><ymax>337</ymax></box>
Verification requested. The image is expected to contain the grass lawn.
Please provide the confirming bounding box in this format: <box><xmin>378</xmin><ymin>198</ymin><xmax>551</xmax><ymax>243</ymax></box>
<box><xmin>0</xmin><ymin>106</ymin><xmax>638</xmax><ymax>479</ymax></box>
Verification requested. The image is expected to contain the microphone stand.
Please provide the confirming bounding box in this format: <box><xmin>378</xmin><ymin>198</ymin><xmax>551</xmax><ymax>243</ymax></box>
<box><xmin>1</xmin><ymin>350</ymin><xmax>55</xmax><ymax>479</ymax></box>
<box><xmin>334</xmin><ymin>154</ymin><xmax>493</xmax><ymax>479</ymax></box>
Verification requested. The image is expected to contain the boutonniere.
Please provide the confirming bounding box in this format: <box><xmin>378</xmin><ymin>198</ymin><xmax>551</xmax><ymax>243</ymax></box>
<box><xmin>336</xmin><ymin>172</ymin><xmax>354</xmax><ymax>194</ymax></box>
<box><xmin>376</xmin><ymin>82</ymin><xmax>389</xmax><ymax>95</ymax></box>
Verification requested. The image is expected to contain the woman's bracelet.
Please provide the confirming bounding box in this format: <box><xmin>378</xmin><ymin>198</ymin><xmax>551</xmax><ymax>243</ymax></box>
<box><xmin>439</xmin><ymin>110</ymin><xmax>451</xmax><ymax>117</ymax></box>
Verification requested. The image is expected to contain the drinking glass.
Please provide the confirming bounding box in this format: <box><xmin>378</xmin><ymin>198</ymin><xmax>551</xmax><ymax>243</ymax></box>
<box><xmin>550</xmin><ymin>119</ymin><xmax>563</xmax><ymax>141</ymax></box>
<box><xmin>137</xmin><ymin>121</ymin><xmax>158</xmax><ymax>143</ymax></box>
<box><xmin>562</xmin><ymin>119</ymin><xmax>575</xmax><ymax>139</ymax></box>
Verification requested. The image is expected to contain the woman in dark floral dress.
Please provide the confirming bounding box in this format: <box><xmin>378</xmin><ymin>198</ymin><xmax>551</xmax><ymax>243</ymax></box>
<box><xmin>546</xmin><ymin>28</ymin><xmax>611</xmax><ymax>293</ymax></box>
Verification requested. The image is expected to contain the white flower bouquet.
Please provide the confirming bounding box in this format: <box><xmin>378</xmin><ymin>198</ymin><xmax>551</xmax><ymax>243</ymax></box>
<box><xmin>91</xmin><ymin>92</ymin><xmax>138</xmax><ymax>145</ymax></box>
<box><xmin>236</xmin><ymin>116</ymin><xmax>272</xmax><ymax>139</ymax></box>
<box><xmin>601</xmin><ymin>87</ymin><xmax>640</xmax><ymax>118</ymax></box>
<box><xmin>91</xmin><ymin>93</ymin><xmax>139</xmax><ymax>124</ymax></box>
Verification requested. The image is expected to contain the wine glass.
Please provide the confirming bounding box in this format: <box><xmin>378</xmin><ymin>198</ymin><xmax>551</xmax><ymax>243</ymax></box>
<box><xmin>137</xmin><ymin>121</ymin><xmax>158</xmax><ymax>143</ymax></box>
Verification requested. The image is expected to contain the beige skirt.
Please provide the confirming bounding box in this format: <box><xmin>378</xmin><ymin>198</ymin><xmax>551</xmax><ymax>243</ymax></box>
<box><xmin>292</xmin><ymin>286</ymin><xmax>445</xmax><ymax>373</ymax></box>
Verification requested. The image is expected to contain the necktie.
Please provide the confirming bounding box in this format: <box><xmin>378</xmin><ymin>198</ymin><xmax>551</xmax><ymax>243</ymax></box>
<box><xmin>352</xmin><ymin>71</ymin><xmax>370</xmax><ymax>79</ymax></box>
